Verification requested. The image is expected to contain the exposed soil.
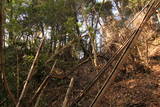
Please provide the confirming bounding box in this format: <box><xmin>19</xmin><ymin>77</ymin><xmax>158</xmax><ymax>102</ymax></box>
<box><xmin>43</xmin><ymin>53</ymin><xmax>160</xmax><ymax>107</ymax></box>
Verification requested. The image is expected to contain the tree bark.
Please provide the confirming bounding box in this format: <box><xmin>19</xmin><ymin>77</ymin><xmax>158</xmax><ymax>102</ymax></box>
<box><xmin>0</xmin><ymin>0</ymin><xmax>17</xmax><ymax>105</ymax></box>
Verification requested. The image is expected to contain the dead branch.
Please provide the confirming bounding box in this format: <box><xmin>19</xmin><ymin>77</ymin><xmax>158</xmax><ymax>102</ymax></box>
<box><xmin>30</xmin><ymin>60</ymin><xmax>57</xmax><ymax>104</ymax></box>
<box><xmin>34</xmin><ymin>83</ymin><xmax>48</xmax><ymax>107</ymax></box>
<box><xmin>16</xmin><ymin>37</ymin><xmax>45</xmax><ymax>107</ymax></box>
<box><xmin>127</xmin><ymin>0</ymin><xmax>152</xmax><ymax>28</ymax></box>
<box><xmin>62</xmin><ymin>77</ymin><xmax>74</xmax><ymax>107</ymax></box>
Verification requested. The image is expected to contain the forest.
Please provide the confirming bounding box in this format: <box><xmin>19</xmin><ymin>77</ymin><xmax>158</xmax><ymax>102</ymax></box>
<box><xmin>0</xmin><ymin>0</ymin><xmax>160</xmax><ymax>107</ymax></box>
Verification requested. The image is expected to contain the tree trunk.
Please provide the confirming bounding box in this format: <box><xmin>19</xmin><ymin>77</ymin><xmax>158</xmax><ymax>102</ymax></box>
<box><xmin>0</xmin><ymin>0</ymin><xmax>3</xmax><ymax>69</ymax></box>
<box><xmin>0</xmin><ymin>0</ymin><xmax>17</xmax><ymax>105</ymax></box>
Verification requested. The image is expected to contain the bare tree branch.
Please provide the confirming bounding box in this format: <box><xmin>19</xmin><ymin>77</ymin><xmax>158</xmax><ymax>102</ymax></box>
<box><xmin>30</xmin><ymin>60</ymin><xmax>57</xmax><ymax>104</ymax></box>
<box><xmin>16</xmin><ymin>37</ymin><xmax>45</xmax><ymax>107</ymax></box>
<box><xmin>62</xmin><ymin>77</ymin><xmax>74</xmax><ymax>107</ymax></box>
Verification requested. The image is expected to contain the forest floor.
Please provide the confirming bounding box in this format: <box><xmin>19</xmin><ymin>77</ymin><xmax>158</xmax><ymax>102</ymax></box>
<box><xmin>44</xmin><ymin>53</ymin><xmax>160</xmax><ymax>107</ymax></box>
<box><xmin>41</xmin><ymin>36</ymin><xmax>160</xmax><ymax>107</ymax></box>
